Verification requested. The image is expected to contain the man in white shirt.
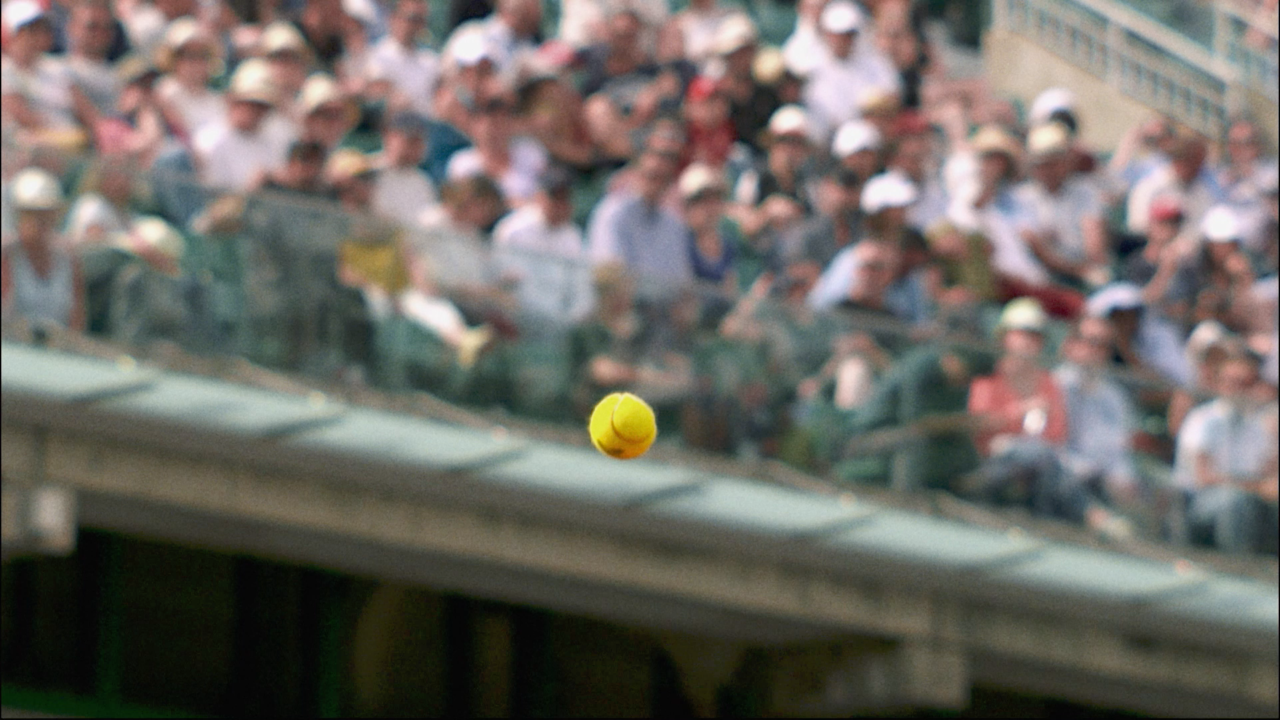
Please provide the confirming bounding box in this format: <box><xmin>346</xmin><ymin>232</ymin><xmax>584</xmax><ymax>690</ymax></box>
<box><xmin>800</xmin><ymin>0</ymin><xmax>901</xmax><ymax>143</ymax></box>
<box><xmin>364</xmin><ymin>0</ymin><xmax>440</xmax><ymax>117</ymax></box>
<box><xmin>450</xmin><ymin>0</ymin><xmax>541</xmax><ymax>81</ymax></box>
<box><xmin>372</xmin><ymin>111</ymin><xmax>439</xmax><ymax>228</ymax></box>
<box><xmin>193</xmin><ymin>59</ymin><xmax>294</xmax><ymax>191</ymax></box>
<box><xmin>1127</xmin><ymin>132</ymin><xmax>1222</xmax><ymax>239</ymax></box>
<box><xmin>492</xmin><ymin>165</ymin><xmax>594</xmax><ymax>334</ymax></box>
<box><xmin>1176</xmin><ymin>347</ymin><xmax>1278</xmax><ymax>553</ymax></box>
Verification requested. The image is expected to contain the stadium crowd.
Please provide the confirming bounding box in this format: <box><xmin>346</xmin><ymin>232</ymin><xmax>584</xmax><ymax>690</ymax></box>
<box><xmin>1</xmin><ymin>0</ymin><xmax>1277</xmax><ymax>555</ymax></box>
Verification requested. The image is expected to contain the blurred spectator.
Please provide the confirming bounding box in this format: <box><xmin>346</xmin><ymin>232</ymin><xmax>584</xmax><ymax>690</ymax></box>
<box><xmin>118</xmin><ymin>0</ymin><xmax>198</xmax><ymax>61</ymax></box>
<box><xmin>447</xmin><ymin>92</ymin><xmax>548</xmax><ymax>205</ymax></box>
<box><xmin>259</xmin><ymin>21</ymin><xmax>315</xmax><ymax>107</ymax></box>
<box><xmin>362</xmin><ymin>0</ymin><xmax>439</xmax><ymax>117</ymax></box>
<box><xmin>1108</xmin><ymin>112</ymin><xmax>1176</xmax><ymax>196</ymax></box>
<box><xmin>731</xmin><ymin>105</ymin><xmax>816</xmax><ymax>239</ymax></box>
<box><xmin>451</xmin><ymin>0</ymin><xmax>542</xmax><ymax>78</ymax></box>
<box><xmin>923</xmin><ymin>218</ymin><xmax>998</xmax><ymax>312</ymax></box>
<box><xmin>372</xmin><ymin>111</ymin><xmax>438</xmax><ymax>227</ymax></box>
<box><xmin>558</xmin><ymin>0</ymin><xmax>667</xmax><ymax>51</ymax></box>
<box><xmin>492</xmin><ymin>164</ymin><xmax>594</xmax><ymax>334</ymax></box>
<box><xmin>1176</xmin><ymin>345</ymin><xmax>1278</xmax><ymax>553</ymax></box>
<box><xmin>1054</xmin><ymin>315</ymin><xmax>1141</xmax><ymax>510</ymax></box>
<box><xmin>293</xmin><ymin>0</ymin><xmax>350</xmax><ymax>75</ymax></box>
<box><xmin>801</xmin><ymin>0</ymin><xmax>900</xmax><ymax>143</ymax></box>
<box><xmin>1016</xmin><ymin>122</ymin><xmax>1111</xmax><ymax>289</ymax></box>
<box><xmin>1085</xmin><ymin>282</ymin><xmax>1191</xmax><ymax>389</ymax></box>
<box><xmin>711</xmin><ymin>14</ymin><xmax>779</xmax><ymax>154</ymax></box>
<box><xmin>854</xmin><ymin>87</ymin><xmax>900</xmax><ymax>144</ymax></box>
<box><xmin>295</xmin><ymin>73</ymin><xmax>359</xmax><ymax>151</ymax></box>
<box><xmin>105</xmin><ymin>215</ymin><xmax>195</xmax><ymax>347</ymax></box>
<box><xmin>678</xmin><ymin>163</ymin><xmax>737</xmax><ymax>298</ymax></box>
<box><xmin>965</xmin><ymin>298</ymin><xmax>1131</xmax><ymax>538</ymax></box>
<box><xmin>2</xmin><ymin>0</ymin><xmax>96</xmax><ymax>147</ymax></box>
<box><xmin>1171</xmin><ymin>206</ymin><xmax>1261</xmax><ymax>333</ymax></box>
<box><xmin>193</xmin><ymin>58</ymin><xmax>294</xmax><ymax>191</ymax></box>
<box><xmin>1</xmin><ymin>167</ymin><xmax>85</xmax><ymax>332</ymax></box>
<box><xmin>962</xmin><ymin>125</ymin><xmax>1084</xmax><ymax>319</ymax></box>
<box><xmin>681</xmin><ymin>75</ymin><xmax>734</xmax><ymax>169</ymax></box>
<box><xmin>65</xmin><ymin>155</ymin><xmax>145</xmax><ymax>246</ymax></box>
<box><xmin>885</xmin><ymin>112</ymin><xmax>945</xmax><ymax>230</ymax></box>
<box><xmin>1123</xmin><ymin>196</ymin><xmax>1188</xmax><ymax>315</ymax></box>
<box><xmin>260</xmin><ymin>139</ymin><xmax>334</xmax><ymax>199</ymax></box>
<box><xmin>434</xmin><ymin>26</ymin><xmax>502</xmax><ymax>136</ymax></box>
<box><xmin>153</xmin><ymin>17</ymin><xmax>225</xmax><ymax>141</ymax></box>
<box><xmin>874</xmin><ymin>0</ymin><xmax>931</xmax><ymax>111</ymax></box>
<box><xmin>515</xmin><ymin>55</ymin><xmax>596</xmax><ymax>169</ymax></box>
<box><xmin>1168</xmin><ymin>319</ymin><xmax>1231</xmax><ymax>437</ymax></box>
<box><xmin>327</xmin><ymin>148</ymin><xmax>377</xmax><ymax>212</ymax></box>
<box><xmin>94</xmin><ymin>55</ymin><xmax>171</xmax><ymax>164</ymax></box>
<box><xmin>1127</xmin><ymin>130</ymin><xmax>1220</xmax><ymax>239</ymax></box>
<box><xmin>787</xmin><ymin>167</ymin><xmax>864</xmax><ymax>282</ymax></box>
<box><xmin>1026</xmin><ymin>87</ymin><xmax>1098</xmax><ymax>180</ymax></box>
<box><xmin>668</xmin><ymin>0</ymin><xmax>733</xmax><ymax>66</ymax></box>
<box><xmin>64</xmin><ymin>0</ymin><xmax>124</xmax><ymax>115</ymax></box>
<box><xmin>586</xmin><ymin>148</ymin><xmax>693</xmax><ymax>306</ymax></box>
<box><xmin>832</xmin><ymin>119</ymin><xmax>883</xmax><ymax>185</ymax></box>
<box><xmin>1214</xmin><ymin>117</ymin><xmax>1278</xmax><ymax>258</ymax></box>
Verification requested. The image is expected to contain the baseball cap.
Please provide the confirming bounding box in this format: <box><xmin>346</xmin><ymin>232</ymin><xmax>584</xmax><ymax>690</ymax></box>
<box><xmin>11</xmin><ymin>167</ymin><xmax>64</xmax><ymax>210</ymax></box>
<box><xmin>1201</xmin><ymin>205</ymin><xmax>1241</xmax><ymax>243</ymax></box>
<box><xmin>713</xmin><ymin>13</ymin><xmax>757</xmax><ymax>56</ymax></box>
<box><xmin>998</xmin><ymin>297</ymin><xmax>1048</xmax><ymax>333</ymax></box>
<box><xmin>1029</xmin><ymin>87</ymin><xmax>1077</xmax><ymax>126</ymax></box>
<box><xmin>1026</xmin><ymin>122</ymin><xmax>1071</xmax><ymax>161</ymax></box>
<box><xmin>833</xmin><ymin>120</ymin><xmax>882</xmax><ymax>159</ymax></box>
<box><xmin>678</xmin><ymin>163</ymin><xmax>725</xmax><ymax>201</ymax></box>
<box><xmin>1085</xmin><ymin>283</ymin><xmax>1145</xmax><ymax>318</ymax></box>
<box><xmin>820</xmin><ymin>0</ymin><xmax>864</xmax><ymax>34</ymax></box>
<box><xmin>2</xmin><ymin>0</ymin><xmax>46</xmax><ymax>35</ymax></box>
<box><xmin>1148</xmin><ymin>196</ymin><xmax>1184</xmax><ymax>223</ymax></box>
<box><xmin>767</xmin><ymin>105</ymin><xmax>810</xmax><ymax>138</ymax></box>
<box><xmin>452</xmin><ymin>29</ymin><xmax>494</xmax><ymax>68</ymax></box>
<box><xmin>861</xmin><ymin>173</ymin><xmax>917</xmax><ymax>214</ymax></box>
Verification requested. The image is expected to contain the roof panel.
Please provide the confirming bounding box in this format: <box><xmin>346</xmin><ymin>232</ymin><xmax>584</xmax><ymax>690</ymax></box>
<box><xmin>1</xmin><ymin>342</ymin><xmax>155</xmax><ymax>402</ymax></box>
<box><xmin>283</xmin><ymin>408</ymin><xmax>526</xmax><ymax>471</ymax></box>
<box><xmin>475</xmin><ymin>445</ymin><xmax>702</xmax><ymax>505</ymax></box>
<box><xmin>92</xmin><ymin>373</ymin><xmax>343</xmax><ymax>437</ymax></box>
<box><xmin>642</xmin><ymin>478</ymin><xmax>876</xmax><ymax>536</ymax></box>
<box><xmin>822</xmin><ymin>511</ymin><xmax>1042</xmax><ymax>568</ymax></box>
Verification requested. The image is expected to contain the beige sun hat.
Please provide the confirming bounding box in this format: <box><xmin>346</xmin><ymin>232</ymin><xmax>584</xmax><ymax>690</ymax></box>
<box><xmin>11</xmin><ymin>167</ymin><xmax>65</xmax><ymax>211</ymax></box>
<box><xmin>678</xmin><ymin>163</ymin><xmax>726</xmax><ymax>201</ymax></box>
<box><xmin>298</xmin><ymin>73</ymin><xmax>358</xmax><ymax>123</ymax></box>
<box><xmin>227</xmin><ymin>57</ymin><xmax>280</xmax><ymax>105</ymax></box>
<box><xmin>116</xmin><ymin>216</ymin><xmax>185</xmax><ymax>274</ymax></box>
<box><xmin>259</xmin><ymin>20</ymin><xmax>311</xmax><ymax>61</ymax></box>
<box><xmin>155</xmin><ymin>17</ymin><xmax>223</xmax><ymax>75</ymax></box>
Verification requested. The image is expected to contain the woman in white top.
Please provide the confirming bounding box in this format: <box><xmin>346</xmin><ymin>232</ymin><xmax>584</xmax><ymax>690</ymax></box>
<box><xmin>153</xmin><ymin>17</ymin><xmax>226</xmax><ymax>143</ymax></box>
<box><xmin>1</xmin><ymin>1</ymin><xmax>96</xmax><ymax>142</ymax></box>
<box><xmin>1</xmin><ymin>168</ymin><xmax>85</xmax><ymax>332</ymax></box>
<box><xmin>65</xmin><ymin>156</ymin><xmax>144</xmax><ymax>247</ymax></box>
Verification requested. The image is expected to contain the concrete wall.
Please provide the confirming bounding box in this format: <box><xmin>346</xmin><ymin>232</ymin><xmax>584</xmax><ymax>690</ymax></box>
<box><xmin>983</xmin><ymin>29</ymin><xmax>1158</xmax><ymax>151</ymax></box>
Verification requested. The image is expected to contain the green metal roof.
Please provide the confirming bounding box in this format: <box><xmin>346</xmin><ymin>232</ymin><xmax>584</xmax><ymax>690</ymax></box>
<box><xmin>3</xmin><ymin>340</ymin><xmax>1276</xmax><ymax>641</ymax></box>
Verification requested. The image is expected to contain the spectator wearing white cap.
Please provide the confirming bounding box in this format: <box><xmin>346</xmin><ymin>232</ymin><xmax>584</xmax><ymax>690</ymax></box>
<box><xmin>193</xmin><ymin>58</ymin><xmax>294</xmax><ymax>191</ymax></box>
<box><xmin>678</xmin><ymin>163</ymin><xmax>738</xmax><ymax>297</ymax></box>
<box><xmin>362</xmin><ymin>0</ymin><xmax>440</xmax><ymax>118</ymax></box>
<box><xmin>1015</xmin><ymin>121</ymin><xmax>1111</xmax><ymax>290</ymax></box>
<box><xmin>2</xmin><ymin>0</ymin><xmax>96</xmax><ymax>141</ymax></box>
<box><xmin>1086</xmin><ymin>281</ymin><xmax>1191</xmax><ymax>388</ymax></box>
<box><xmin>258</xmin><ymin>21</ymin><xmax>315</xmax><ymax>108</ymax></box>
<box><xmin>1</xmin><ymin>167</ymin><xmax>84</xmax><ymax>332</ymax></box>
<box><xmin>449</xmin><ymin>0</ymin><xmax>541</xmax><ymax>80</ymax></box>
<box><xmin>800</xmin><ymin>0</ymin><xmax>900</xmax><ymax>143</ymax></box>
<box><xmin>296</xmin><ymin>73</ymin><xmax>359</xmax><ymax>151</ymax></box>
<box><xmin>807</xmin><ymin>172</ymin><xmax>929</xmax><ymax>325</ymax></box>
<box><xmin>558</xmin><ymin>0</ymin><xmax>668</xmax><ymax>51</ymax></box>
<box><xmin>711</xmin><ymin>13</ymin><xmax>780</xmax><ymax>154</ymax></box>
<box><xmin>1214</xmin><ymin>118</ymin><xmax>1279</xmax><ymax>259</ymax></box>
<box><xmin>433</xmin><ymin>25</ymin><xmax>506</xmax><ymax>138</ymax></box>
<box><xmin>106</xmin><ymin>216</ymin><xmax>197</xmax><ymax>348</ymax></box>
<box><xmin>731</xmin><ymin>105</ymin><xmax>817</xmax><ymax>240</ymax></box>
<box><xmin>832</xmin><ymin>119</ymin><xmax>882</xmax><ymax>182</ymax></box>
<box><xmin>153</xmin><ymin>18</ymin><xmax>225</xmax><ymax>140</ymax></box>
<box><xmin>1027</xmin><ymin>86</ymin><xmax>1101</xmax><ymax>181</ymax></box>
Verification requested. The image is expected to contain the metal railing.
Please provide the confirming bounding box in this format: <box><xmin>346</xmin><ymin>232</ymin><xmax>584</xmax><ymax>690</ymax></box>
<box><xmin>993</xmin><ymin>0</ymin><xmax>1278</xmax><ymax>138</ymax></box>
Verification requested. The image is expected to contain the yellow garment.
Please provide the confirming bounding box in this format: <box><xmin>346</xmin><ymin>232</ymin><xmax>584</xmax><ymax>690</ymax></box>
<box><xmin>339</xmin><ymin>224</ymin><xmax>410</xmax><ymax>296</ymax></box>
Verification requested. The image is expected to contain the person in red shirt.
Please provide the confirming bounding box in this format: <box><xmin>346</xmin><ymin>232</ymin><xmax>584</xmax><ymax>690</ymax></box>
<box><xmin>682</xmin><ymin>75</ymin><xmax>735</xmax><ymax>169</ymax></box>
<box><xmin>965</xmin><ymin>297</ymin><xmax>1133</xmax><ymax>539</ymax></box>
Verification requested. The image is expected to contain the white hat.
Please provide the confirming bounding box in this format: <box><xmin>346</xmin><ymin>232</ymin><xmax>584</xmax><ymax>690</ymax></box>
<box><xmin>1184</xmin><ymin>319</ymin><xmax>1232</xmax><ymax>370</ymax></box>
<box><xmin>820</xmin><ymin>0</ymin><xmax>864</xmax><ymax>34</ymax></box>
<box><xmin>832</xmin><ymin>120</ymin><xmax>881</xmax><ymax>158</ymax></box>
<box><xmin>861</xmin><ymin>173</ymin><xmax>917</xmax><ymax>214</ymax></box>
<box><xmin>1086</xmin><ymin>282</ymin><xmax>1145</xmax><ymax>318</ymax></box>
<box><xmin>299</xmin><ymin>73</ymin><xmax>356</xmax><ymax>122</ymax></box>
<box><xmin>11</xmin><ymin>168</ymin><xmax>64</xmax><ymax>210</ymax></box>
<box><xmin>117</xmin><ymin>216</ymin><xmax>185</xmax><ymax>272</ymax></box>
<box><xmin>451</xmin><ymin>28</ymin><xmax>494</xmax><ymax>68</ymax></box>
<box><xmin>998</xmin><ymin>297</ymin><xmax>1048</xmax><ymax>333</ymax></box>
<box><xmin>2</xmin><ymin>0</ymin><xmax>46</xmax><ymax>35</ymax></box>
<box><xmin>1026</xmin><ymin>121</ymin><xmax>1071</xmax><ymax>161</ymax></box>
<box><xmin>1029</xmin><ymin>87</ymin><xmax>1077</xmax><ymax>125</ymax></box>
<box><xmin>1201</xmin><ymin>205</ymin><xmax>1241</xmax><ymax>243</ymax></box>
<box><xmin>227</xmin><ymin>58</ymin><xmax>279</xmax><ymax>104</ymax></box>
<box><xmin>259</xmin><ymin>21</ymin><xmax>310</xmax><ymax>57</ymax></box>
<box><xmin>767</xmin><ymin>104</ymin><xmax>810</xmax><ymax>138</ymax></box>
<box><xmin>713</xmin><ymin>13</ymin><xmax>758</xmax><ymax>56</ymax></box>
<box><xmin>156</xmin><ymin>18</ymin><xmax>221</xmax><ymax>73</ymax></box>
<box><xmin>678</xmin><ymin>163</ymin><xmax>725</xmax><ymax>200</ymax></box>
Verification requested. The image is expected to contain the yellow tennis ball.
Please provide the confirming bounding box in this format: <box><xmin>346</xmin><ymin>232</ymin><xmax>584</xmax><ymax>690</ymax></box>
<box><xmin>589</xmin><ymin>392</ymin><xmax>657</xmax><ymax>460</ymax></box>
